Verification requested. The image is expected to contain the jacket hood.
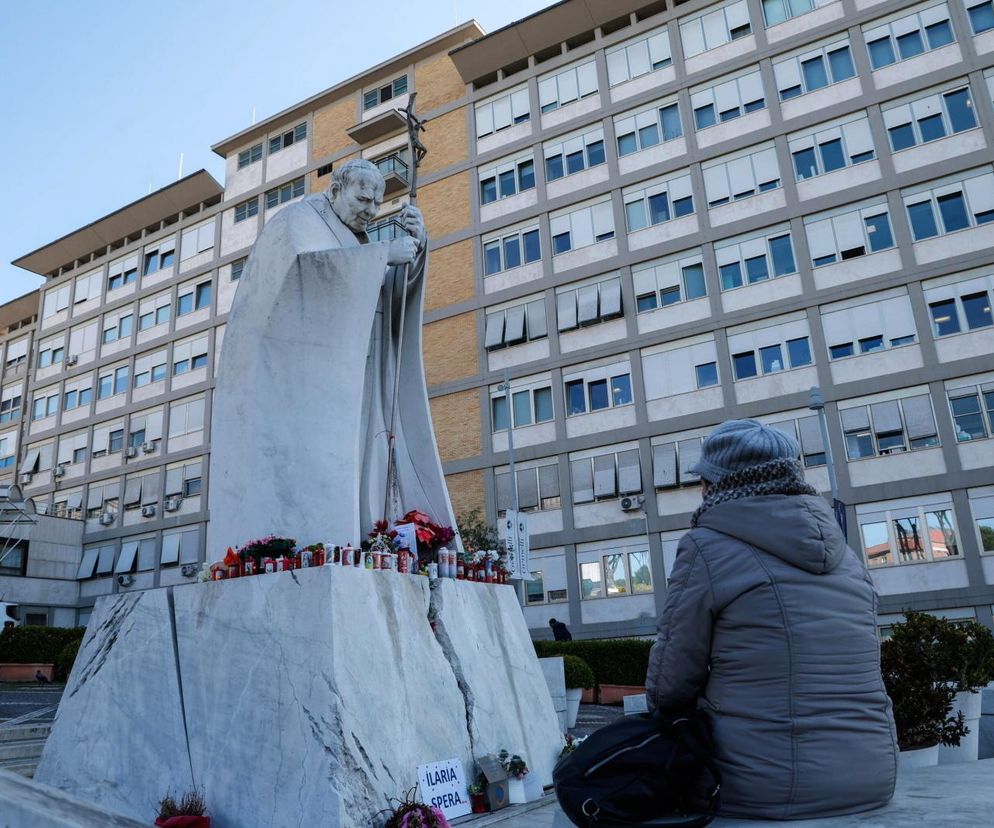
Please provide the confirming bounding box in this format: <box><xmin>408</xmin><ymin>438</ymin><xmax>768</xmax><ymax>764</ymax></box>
<box><xmin>695</xmin><ymin>494</ymin><xmax>847</xmax><ymax>574</ymax></box>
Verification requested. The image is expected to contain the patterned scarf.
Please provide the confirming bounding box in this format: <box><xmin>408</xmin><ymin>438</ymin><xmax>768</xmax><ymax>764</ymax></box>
<box><xmin>691</xmin><ymin>458</ymin><xmax>818</xmax><ymax>527</ymax></box>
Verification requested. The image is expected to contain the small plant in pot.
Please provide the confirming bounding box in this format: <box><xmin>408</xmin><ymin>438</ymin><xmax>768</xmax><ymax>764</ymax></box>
<box><xmin>155</xmin><ymin>789</ymin><xmax>210</xmax><ymax>828</ymax></box>
<box><xmin>379</xmin><ymin>785</ymin><xmax>451</xmax><ymax>827</ymax></box>
<box><xmin>467</xmin><ymin>771</ymin><xmax>489</xmax><ymax>814</ymax></box>
<box><xmin>563</xmin><ymin>654</ymin><xmax>594</xmax><ymax>729</ymax></box>
<box><xmin>881</xmin><ymin>612</ymin><xmax>970</xmax><ymax>765</ymax></box>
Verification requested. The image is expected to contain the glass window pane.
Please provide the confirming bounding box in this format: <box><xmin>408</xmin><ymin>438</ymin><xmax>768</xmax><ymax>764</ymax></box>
<box><xmin>787</xmin><ymin>337</ymin><xmax>812</xmax><ymax>367</ymax></box>
<box><xmin>801</xmin><ymin>57</ymin><xmax>828</xmax><ymax>91</ymax></box>
<box><xmin>626</xmin><ymin>200</ymin><xmax>648</xmax><ymax>232</ymax></box>
<box><xmin>523</xmin><ymin>230</ymin><xmax>541</xmax><ymax>263</ymax></box>
<box><xmin>605</xmin><ymin>553</ymin><xmax>627</xmax><ymax>595</ymax></box>
<box><xmin>733</xmin><ymin>351</ymin><xmax>758</xmax><ymax>379</ymax></box>
<box><xmin>924</xmin><ymin>20</ymin><xmax>954</xmax><ymax>48</ymax></box>
<box><xmin>694</xmin><ymin>104</ymin><xmax>717</xmax><ymax>130</ymax></box>
<box><xmin>617</xmin><ymin>132</ymin><xmax>638</xmax><ymax>156</ymax></box>
<box><xmin>566</xmin><ymin>379</ymin><xmax>586</xmax><ymax>415</ymax></box>
<box><xmin>503</xmin><ymin>236</ymin><xmax>522</xmax><ymax>269</ymax></box>
<box><xmin>830</xmin><ymin>342</ymin><xmax>855</xmax><ymax>358</ymax></box>
<box><xmin>763</xmin><ymin>0</ymin><xmax>789</xmax><ymax>26</ymax></box>
<box><xmin>977</xmin><ymin>517</ymin><xmax>994</xmax><ymax>552</ymax></box>
<box><xmin>827</xmin><ymin>47</ymin><xmax>856</xmax><ymax>81</ymax></box>
<box><xmin>612</xmin><ymin>374</ymin><xmax>633</xmax><ymax>406</ymax></box>
<box><xmin>864</xmin><ymin>213</ymin><xmax>893</xmax><ymax>251</ymax></box>
<box><xmin>929</xmin><ymin>298</ymin><xmax>960</xmax><ymax>336</ymax></box>
<box><xmin>484</xmin><ymin>242</ymin><xmax>501</xmax><ymax>274</ymax></box>
<box><xmin>525</xmin><ymin>574</ymin><xmax>545</xmax><ymax>604</ymax></box>
<box><xmin>951</xmin><ymin>394</ymin><xmax>986</xmax><ymax>441</ymax></box>
<box><xmin>637</xmin><ymin>293</ymin><xmax>658</xmax><ymax>312</ymax></box>
<box><xmin>745</xmin><ymin>254</ymin><xmax>769</xmax><ymax>283</ymax></box>
<box><xmin>648</xmin><ymin>193</ymin><xmax>670</xmax><ymax>224</ymax></box>
<box><xmin>546</xmin><ymin>155</ymin><xmax>564</xmax><ymax>181</ymax></box>
<box><xmin>720</xmin><ymin>262</ymin><xmax>743</xmax><ymax>290</ymax></box>
<box><xmin>660</xmin><ymin>104</ymin><xmax>682</xmax><ymax>141</ymax></box>
<box><xmin>760</xmin><ymin>344</ymin><xmax>785</xmax><ymax>373</ymax></box>
<box><xmin>498</xmin><ymin>169</ymin><xmax>516</xmax><ymax>197</ymax></box>
<box><xmin>565</xmin><ymin>150</ymin><xmax>585</xmax><ymax>175</ymax></box>
<box><xmin>638</xmin><ymin>124</ymin><xmax>660</xmax><ymax>149</ymax></box>
<box><xmin>962</xmin><ymin>292</ymin><xmax>993</xmax><ymax>330</ymax></box>
<box><xmin>896</xmin><ymin>30</ymin><xmax>925</xmax><ymax>60</ymax></box>
<box><xmin>945</xmin><ymin>89</ymin><xmax>977</xmax><ymax>133</ymax></box>
<box><xmin>589</xmin><ymin>379</ymin><xmax>609</xmax><ymax>410</ymax></box>
<box><xmin>580</xmin><ymin>562</ymin><xmax>603</xmax><ymax>599</ymax></box>
<box><xmin>629</xmin><ymin>551</ymin><xmax>652</xmax><ymax>593</ymax></box>
<box><xmin>682</xmin><ymin>263</ymin><xmax>707</xmax><ymax>299</ymax></box>
<box><xmin>937</xmin><ymin>192</ymin><xmax>970</xmax><ymax>233</ymax></box>
<box><xmin>769</xmin><ymin>234</ymin><xmax>796</xmax><ymax>275</ymax></box>
<box><xmin>889</xmin><ymin>123</ymin><xmax>916</xmax><ymax>152</ymax></box>
<box><xmin>518</xmin><ymin>160</ymin><xmax>535</xmax><ymax>190</ymax></box>
<box><xmin>512</xmin><ymin>390</ymin><xmax>532</xmax><ymax>427</ymax></box>
<box><xmin>492</xmin><ymin>396</ymin><xmax>509</xmax><ymax>430</ymax></box>
<box><xmin>696</xmin><ymin>362</ymin><xmax>718</xmax><ymax>388</ymax></box>
<box><xmin>845</xmin><ymin>431</ymin><xmax>875</xmax><ymax>459</ymax></box>
<box><xmin>868</xmin><ymin>38</ymin><xmax>896</xmax><ymax>68</ymax></box>
<box><xmin>969</xmin><ymin>2</ymin><xmax>994</xmax><ymax>33</ymax></box>
<box><xmin>861</xmin><ymin>521</ymin><xmax>891</xmax><ymax>566</ymax></box>
<box><xmin>793</xmin><ymin>147</ymin><xmax>818</xmax><ymax>179</ymax></box>
<box><xmin>907</xmin><ymin>201</ymin><xmax>939</xmax><ymax>240</ymax></box>
<box><xmin>918</xmin><ymin>114</ymin><xmax>946</xmax><ymax>143</ymax></box>
<box><xmin>819</xmin><ymin>139</ymin><xmax>846</xmax><ymax>173</ymax></box>
<box><xmin>926</xmin><ymin>510</ymin><xmax>959</xmax><ymax>558</ymax></box>
<box><xmin>534</xmin><ymin>387</ymin><xmax>554</xmax><ymax>422</ymax></box>
<box><xmin>859</xmin><ymin>335</ymin><xmax>885</xmax><ymax>352</ymax></box>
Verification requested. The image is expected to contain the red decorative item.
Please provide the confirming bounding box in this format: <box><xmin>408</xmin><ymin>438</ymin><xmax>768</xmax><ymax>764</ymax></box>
<box><xmin>313</xmin><ymin>548</ymin><xmax>325</xmax><ymax>566</ymax></box>
<box><xmin>223</xmin><ymin>548</ymin><xmax>240</xmax><ymax>579</ymax></box>
<box><xmin>470</xmin><ymin>792</ymin><xmax>488</xmax><ymax>814</ymax></box>
<box><xmin>456</xmin><ymin>558</ymin><xmax>465</xmax><ymax>579</ymax></box>
<box><xmin>263</xmin><ymin>557</ymin><xmax>276</xmax><ymax>573</ymax></box>
<box><xmin>242</xmin><ymin>558</ymin><xmax>256</xmax><ymax>576</ymax></box>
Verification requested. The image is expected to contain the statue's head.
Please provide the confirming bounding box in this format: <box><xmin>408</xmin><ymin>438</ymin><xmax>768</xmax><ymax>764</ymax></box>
<box><xmin>328</xmin><ymin>159</ymin><xmax>386</xmax><ymax>234</ymax></box>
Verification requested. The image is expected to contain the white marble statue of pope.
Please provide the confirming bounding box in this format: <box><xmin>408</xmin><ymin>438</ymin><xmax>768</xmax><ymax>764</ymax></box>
<box><xmin>206</xmin><ymin>158</ymin><xmax>459</xmax><ymax>553</ymax></box>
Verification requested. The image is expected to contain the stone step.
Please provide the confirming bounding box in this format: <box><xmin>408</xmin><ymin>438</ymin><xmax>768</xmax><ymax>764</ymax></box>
<box><xmin>0</xmin><ymin>724</ymin><xmax>51</xmax><ymax>743</ymax></box>
<box><xmin>0</xmin><ymin>737</ymin><xmax>47</xmax><ymax>762</ymax></box>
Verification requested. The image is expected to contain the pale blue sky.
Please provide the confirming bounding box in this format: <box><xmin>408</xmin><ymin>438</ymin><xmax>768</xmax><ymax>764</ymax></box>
<box><xmin>0</xmin><ymin>0</ymin><xmax>550</xmax><ymax>305</ymax></box>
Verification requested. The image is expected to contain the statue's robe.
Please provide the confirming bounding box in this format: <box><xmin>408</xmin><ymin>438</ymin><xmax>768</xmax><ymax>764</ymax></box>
<box><xmin>206</xmin><ymin>193</ymin><xmax>458</xmax><ymax>552</ymax></box>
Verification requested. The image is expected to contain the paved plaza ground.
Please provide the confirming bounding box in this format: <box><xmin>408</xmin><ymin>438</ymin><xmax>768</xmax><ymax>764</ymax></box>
<box><xmin>0</xmin><ymin>682</ymin><xmax>62</xmax><ymax>724</ymax></box>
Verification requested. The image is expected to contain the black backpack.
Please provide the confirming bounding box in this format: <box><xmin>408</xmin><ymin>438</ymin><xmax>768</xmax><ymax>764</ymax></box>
<box><xmin>553</xmin><ymin>709</ymin><xmax>721</xmax><ymax>827</ymax></box>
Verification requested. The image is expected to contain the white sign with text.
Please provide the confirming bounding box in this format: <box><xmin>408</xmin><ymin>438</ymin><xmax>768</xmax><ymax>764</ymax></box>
<box><xmin>417</xmin><ymin>757</ymin><xmax>471</xmax><ymax>819</ymax></box>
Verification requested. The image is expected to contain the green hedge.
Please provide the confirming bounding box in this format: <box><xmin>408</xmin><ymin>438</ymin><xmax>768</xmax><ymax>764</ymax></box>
<box><xmin>563</xmin><ymin>655</ymin><xmax>595</xmax><ymax>690</ymax></box>
<box><xmin>535</xmin><ymin>638</ymin><xmax>652</xmax><ymax>686</ymax></box>
<box><xmin>0</xmin><ymin>626</ymin><xmax>86</xmax><ymax>665</ymax></box>
<box><xmin>55</xmin><ymin>638</ymin><xmax>83</xmax><ymax>682</ymax></box>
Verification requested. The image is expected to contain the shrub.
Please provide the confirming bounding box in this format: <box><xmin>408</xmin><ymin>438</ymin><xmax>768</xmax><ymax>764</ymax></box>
<box><xmin>534</xmin><ymin>638</ymin><xmax>652</xmax><ymax>686</ymax></box>
<box><xmin>55</xmin><ymin>638</ymin><xmax>82</xmax><ymax>681</ymax></box>
<box><xmin>563</xmin><ymin>655</ymin><xmax>594</xmax><ymax>690</ymax></box>
<box><xmin>0</xmin><ymin>626</ymin><xmax>86</xmax><ymax>664</ymax></box>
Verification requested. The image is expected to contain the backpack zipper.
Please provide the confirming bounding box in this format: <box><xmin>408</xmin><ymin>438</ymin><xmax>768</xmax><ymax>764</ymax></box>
<box><xmin>584</xmin><ymin>733</ymin><xmax>662</xmax><ymax>777</ymax></box>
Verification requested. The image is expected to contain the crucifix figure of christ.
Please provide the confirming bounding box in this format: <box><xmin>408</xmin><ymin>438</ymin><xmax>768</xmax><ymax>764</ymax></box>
<box><xmin>207</xmin><ymin>94</ymin><xmax>459</xmax><ymax>552</ymax></box>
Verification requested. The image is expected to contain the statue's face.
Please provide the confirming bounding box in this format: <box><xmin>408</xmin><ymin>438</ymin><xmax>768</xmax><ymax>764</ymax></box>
<box><xmin>330</xmin><ymin>171</ymin><xmax>385</xmax><ymax>233</ymax></box>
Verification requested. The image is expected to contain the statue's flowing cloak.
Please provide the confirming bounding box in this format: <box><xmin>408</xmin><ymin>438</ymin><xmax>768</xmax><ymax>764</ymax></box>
<box><xmin>206</xmin><ymin>193</ymin><xmax>457</xmax><ymax>552</ymax></box>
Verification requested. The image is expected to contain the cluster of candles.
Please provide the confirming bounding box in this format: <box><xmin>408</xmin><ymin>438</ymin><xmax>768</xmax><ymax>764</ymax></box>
<box><xmin>208</xmin><ymin>545</ymin><xmax>510</xmax><ymax>583</ymax></box>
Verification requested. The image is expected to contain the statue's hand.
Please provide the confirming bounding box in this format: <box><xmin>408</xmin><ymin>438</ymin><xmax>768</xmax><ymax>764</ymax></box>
<box><xmin>387</xmin><ymin>236</ymin><xmax>419</xmax><ymax>266</ymax></box>
<box><xmin>398</xmin><ymin>205</ymin><xmax>426</xmax><ymax>248</ymax></box>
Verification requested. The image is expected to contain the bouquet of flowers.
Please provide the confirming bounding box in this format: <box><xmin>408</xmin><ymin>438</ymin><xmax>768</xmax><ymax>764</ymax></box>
<box><xmin>400</xmin><ymin>510</ymin><xmax>455</xmax><ymax>569</ymax></box>
<box><xmin>238</xmin><ymin>535</ymin><xmax>296</xmax><ymax>567</ymax></box>
<box><xmin>498</xmin><ymin>749</ymin><xmax>529</xmax><ymax>780</ymax></box>
<box><xmin>379</xmin><ymin>787</ymin><xmax>451</xmax><ymax>828</ymax></box>
<box><xmin>368</xmin><ymin>520</ymin><xmax>402</xmax><ymax>552</ymax></box>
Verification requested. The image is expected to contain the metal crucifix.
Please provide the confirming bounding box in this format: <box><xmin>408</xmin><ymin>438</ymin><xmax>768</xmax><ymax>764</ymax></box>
<box><xmin>382</xmin><ymin>93</ymin><xmax>428</xmax><ymax>524</ymax></box>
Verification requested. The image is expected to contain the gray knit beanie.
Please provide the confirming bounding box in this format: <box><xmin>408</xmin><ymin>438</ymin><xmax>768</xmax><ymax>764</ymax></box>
<box><xmin>691</xmin><ymin>419</ymin><xmax>800</xmax><ymax>484</ymax></box>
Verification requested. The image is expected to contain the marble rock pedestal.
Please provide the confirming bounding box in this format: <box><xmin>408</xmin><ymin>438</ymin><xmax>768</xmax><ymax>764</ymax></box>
<box><xmin>35</xmin><ymin>568</ymin><xmax>563</xmax><ymax>828</ymax></box>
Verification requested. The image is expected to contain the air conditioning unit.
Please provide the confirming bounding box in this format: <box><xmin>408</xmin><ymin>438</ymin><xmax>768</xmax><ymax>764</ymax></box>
<box><xmin>53</xmin><ymin>466</ymin><xmax>66</xmax><ymax>479</ymax></box>
<box><xmin>620</xmin><ymin>495</ymin><xmax>645</xmax><ymax>512</ymax></box>
<box><xmin>117</xmin><ymin>574</ymin><xmax>134</xmax><ymax>587</ymax></box>
<box><xmin>18</xmin><ymin>473</ymin><xmax>32</xmax><ymax>485</ymax></box>
<box><xmin>66</xmin><ymin>354</ymin><xmax>79</xmax><ymax>367</ymax></box>
<box><xmin>98</xmin><ymin>512</ymin><xmax>114</xmax><ymax>526</ymax></box>
<box><xmin>164</xmin><ymin>497</ymin><xmax>182</xmax><ymax>512</ymax></box>
<box><xmin>141</xmin><ymin>504</ymin><xmax>156</xmax><ymax>518</ymax></box>
<box><xmin>141</xmin><ymin>442</ymin><xmax>156</xmax><ymax>454</ymax></box>
<box><xmin>125</xmin><ymin>446</ymin><xmax>138</xmax><ymax>459</ymax></box>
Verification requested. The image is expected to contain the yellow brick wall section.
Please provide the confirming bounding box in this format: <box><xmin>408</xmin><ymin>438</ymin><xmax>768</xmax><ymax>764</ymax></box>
<box><xmin>445</xmin><ymin>469</ymin><xmax>486</xmax><ymax>521</ymax></box>
<box><xmin>415</xmin><ymin>55</ymin><xmax>466</xmax><ymax>114</ymax></box>
<box><xmin>312</xmin><ymin>98</ymin><xmax>356</xmax><ymax>161</ymax></box>
<box><xmin>420</xmin><ymin>109</ymin><xmax>467</xmax><ymax>177</ymax></box>
<box><xmin>430</xmin><ymin>389</ymin><xmax>482</xmax><ymax>462</ymax></box>
<box><xmin>425</xmin><ymin>240</ymin><xmax>475</xmax><ymax>313</ymax></box>
<box><xmin>423</xmin><ymin>312</ymin><xmax>478</xmax><ymax>386</ymax></box>
<box><xmin>308</xmin><ymin>151</ymin><xmax>360</xmax><ymax>194</ymax></box>
<box><xmin>419</xmin><ymin>171</ymin><xmax>470</xmax><ymax>239</ymax></box>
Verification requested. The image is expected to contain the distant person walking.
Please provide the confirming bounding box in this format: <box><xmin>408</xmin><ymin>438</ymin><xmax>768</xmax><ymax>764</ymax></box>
<box><xmin>645</xmin><ymin>419</ymin><xmax>897</xmax><ymax>819</ymax></box>
<box><xmin>549</xmin><ymin>618</ymin><xmax>572</xmax><ymax>641</ymax></box>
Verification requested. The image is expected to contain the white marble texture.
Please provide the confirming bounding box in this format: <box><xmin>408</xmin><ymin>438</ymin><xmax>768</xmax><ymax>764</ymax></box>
<box><xmin>36</xmin><ymin>568</ymin><xmax>563</xmax><ymax>828</ymax></box>
<box><xmin>35</xmin><ymin>589</ymin><xmax>194</xmax><ymax>818</ymax></box>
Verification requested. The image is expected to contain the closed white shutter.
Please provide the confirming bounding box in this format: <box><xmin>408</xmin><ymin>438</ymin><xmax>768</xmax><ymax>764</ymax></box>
<box><xmin>576</xmin><ymin>61</ymin><xmax>598</xmax><ymax>97</ymax></box>
<box><xmin>492</xmin><ymin>95</ymin><xmax>512</xmax><ymax>131</ymax></box>
<box><xmin>919</xmin><ymin>3</ymin><xmax>950</xmax><ymax>26</ymax></box>
<box><xmin>726</xmin><ymin>0</ymin><xmax>750</xmax><ymax>33</ymax></box>
<box><xmin>965</xmin><ymin>173</ymin><xmax>994</xmax><ymax>217</ymax></box>
<box><xmin>538</xmin><ymin>77</ymin><xmax>558</xmax><ymax>111</ymax></box>
<box><xmin>703</xmin><ymin>164</ymin><xmax>730</xmax><ymax>204</ymax></box>
<box><xmin>840</xmin><ymin>406</ymin><xmax>870</xmax><ymax>432</ymax></box>
<box><xmin>626</xmin><ymin>40</ymin><xmax>651</xmax><ymax>78</ymax></box>
<box><xmin>526</xmin><ymin>300</ymin><xmax>547</xmax><ymax>340</ymax></box>
<box><xmin>702</xmin><ymin>10</ymin><xmax>727</xmax><ymax>49</ymax></box>
<box><xmin>870</xmin><ymin>401</ymin><xmax>902</xmax><ymax>434</ymax></box>
<box><xmin>92</xmin><ymin>425</ymin><xmax>111</xmax><ymax>453</ymax></box>
<box><xmin>571</xmin><ymin>208</ymin><xmax>595</xmax><ymax>249</ymax></box>
<box><xmin>115</xmin><ymin>541</ymin><xmax>139</xmax><ymax>574</ymax></box>
<box><xmin>558</xmin><ymin>68</ymin><xmax>580</xmax><ymax>105</ymax></box>
<box><xmin>504</xmin><ymin>305</ymin><xmax>526</xmax><ymax>344</ymax></box>
<box><xmin>160</xmin><ymin>533</ymin><xmax>181</xmax><ymax>566</ymax></box>
<box><xmin>591</xmin><ymin>201</ymin><xmax>614</xmax><ymax>240</ymax></box>
<box><xmin>833</xmin><ymin>211</ymin><xmax>865</xmax><ymax>252</ymax></box>
<box><xmin>843</xmin><ymin>118</ymin><xmax>874</xmax><ymax>158</ymax></box>
<box><xmin>606</xmin><ymin>46</ymin><xmax>630</xmax><ymax>85</ymax></box>
<box><xmin>600</xmin><ymin>278</ymin><xmax>622</xmax><ymax>317</ymax></box>
<box><xmin>593</xmin><ymin>454</ymin><xmax>617</xmax><ymax>498</ymax></box>
<box><xmin>146</xmin><ymin>410</ymin><xmax>164</xmax><ymax>442</ymax></box>
<box><xmin>883</xmin><ymin>104</ymin><xmax>912</xmax><ymax>129</ymax></box>
<box><xmin>577</xmin><ymin>285</ymin><xmax>600</xmax><ymax>324</ymax></box>
<box><xmin>727</xmin><ymin>156</ymin><xmax>756</xmax><ymax>195</ymax></box>
<box><xmin>820</xmin><ymin>307</ymin><xmax>853</xmax><ymax>347</ymax></box>
<box><xmin>123</xmin><ymin>477</ymin><xmax>143</xmax><ymax>506</ymax></box>
<box><xmin>517</xmin><ymin>469</ymin><xmax>539</xmax><ymax>509</ymax></box>
<box><xmin>617</xmin><ymin>450</ymin><xmax>642</xmax><ymax>494</ymax></box>
<box><xmin>713</xmin><ymin>79</ymin><xmax>741</xmax><ymax>114</ymax></box>
<box><xmin>557</xmin><ymin>291</ymin><xmax>578</xmax><ymax>331</ymax></box>
<box><xmin>753</xmin><ymin>147</ymin><xmax>781</xmax><ymax>186</ymax></box>
<box><xmin>911</xmin><ymin>94</ymin><xmax>942</xmax><ymax>119</ymax></box>
<box><xmin>737</xmin><ymin>71</ymin><xmax>764</xmax><ymax>105</ymax></box>
<box><xmin>774</xmin><ymin>58</ymin><xmax>802</xmax><ymax>94</ymax></box>
<box><xmin>678</xmin><ymin>439</ymin><xmax>703</xmax><ymax>482</ymax></box>
<box><xmin>652</xmin><ymin>443</ymin><xmax>678</xmax><ymax>487</ymax></box>
<box><xmin>681</xmin><ymin>19</ymin><xmax>707</xmax><ymax>58</ymax></box>
<box><xmin>881</xmin><ymin>295</ymin><xmax>916</xmax><ymax>341</ymax></box>
<box><xmin>570</xmin><ymin>459</ymin><xmax>594</xmax><ymax>503</ymax></box>
<box><xmin>647</xmin><ymin>31</ymin><xmax>670</xmax><ymax>66</ymax></box>
<box><xmin>806</xmin><ymin>218</ymin><xmax>837</xmax><ymax>261</ymax></box>
<box><xmin>632</xmin><ymin>266</ymin><xmax>657</xmax><ymax>299</ymax></box>
<box><xmin>510</xmin><ymin>88</ymin><xmax>530</xmax><ymax>121</ymax></box>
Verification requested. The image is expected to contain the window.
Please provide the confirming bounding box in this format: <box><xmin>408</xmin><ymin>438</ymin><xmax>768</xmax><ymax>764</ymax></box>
<box><xmin>543</xmin><ymin>128</ymin><xmax>605</xmax><ymax>182</ymax></box>
<box><xmin>138</xmin><ymin>292</ymin><xmax>171</xmax><ymax>330</ymax></box>
<box><xmin>0</xmin><ymin>434</ymin><xmax>15</xmax><ymax>469</ymax></box>
<box><xmin>859</xmin><ymin>502</ymin><xmax>960</xmax><ymax>567</ymax></box>
<box><xmin>556</xmin><ymin>276</ymin><xmax>623</xmax><ymax>331</ymax></box>
<box><xmin>623</xmin><ymin>173</ymin><xmax>694</xmax><ymax>232</ymax></box>
<box><xmin>680</xmin><ymin>1</ymin><xmax>752</xmax><ymax>58</ymax></box>
<box><xmin>160</xmin><ymin>526</ymin><xmax>202</xmax><ymax>567</ymax></box>
<box><xmin>133</xmin><ymin>350</ymin><xmax>168</xmax><ymax>387</ymax></box>
<box><xmin>179</xmin><ymin>220</ymin><xmax>215</xmax><ymax>263</ymax></box>
<box><xmin>172</xmin><ymin>336</ymin><xmax>209</xmax><ymax>376</ymax></box>
<box><xmin>176</xmin><ymin>280</ymin><xmax>212</xmax><ymax>316</ymax></box>
<box><xmin>864</xmin><ymin>4</ymin><xmax>955</xmax><ymax>70</ymax></box>
<box><xmin>614</xmin><ymin>100</ymin><xmax>683</xmax><ymax>157</ymax></box>
<box><xmin>763</xmin><ymin>0</ymin><xmax>818</xmax><ymax>27</ymax></box>
<box><xmin>606</xmin><ymin>28</ymin><xmax>672</xmax><ymax>85</ymax></box>
<box><xmin>570</xmin><ymin>448</ymin><xmax>642</xmax><ymax>503</ymax></box>
<box><xmin>485</xmin><ymin>299</ymin><xmax>548</xmax><ymax>349</ymax></box>
<box><xmin>0</xmin><ymin>391</ymin><xmax>22</xmax><ymax>423</ymax></box>
<box><xmin>97</xmin><ymin>366</ymin><xmax>129</xmax><ymax>400</ymax></box>
<box><xmin>107</xmin><ymin>255</ymin><xmax>139</xmax><ymax>290</ymax></box>
<box><xmin>695</xmin><ymin>362</ymin><xmax>719</xmax><ymax>388</ymax></box>
<box><xmin>237</xmin><ymin>142</ymin><xmax>263</xmax><ymax>169</ymax></box>
<box><xmin>691</xmin><ymin>69</ymin><xmax>765</xmax><ymax>130</ymax></box>
<box><xmin>142</xmin><ymin>238</ymin><xmax>176</xmax><ymax>277</ymax></box>
<box><xmin>525</xmin><ymin>572</ymin><xmax>545</xmax><ymax>604</ymax></box>
<box><xmin>564</xmin><ymin>368</ymin><xmax>633</xmax><ymax>416</ymax></box>
<box><xmin>633</xmin><ymin>251</ymin><xmax>707</xmax><ymax>313</ymax></box>
<box><xmin>42</xmin><ymin>284</ymin><xmax>71</xmax><ymax>319</ymax></box>
<box><xmin>37</xmin><ymin>340</ymin><xmax>65</xmax><ymax>369</ymax></box>
<box><xmin>551</xmin><ymin>200</ymin><xmax>615</xmax><ymax>254</ymax></box>
<box><xmin>475</xmin><ymin>87</ymin><xmax>530</xmax><ymax>139</ymax></box>
<box><xmin>483</xmin><ymin>225</ymin><xmax>541</xmax><ymax>276</ymax></box>
<box><xmin>73</xmin><ymin>269</ymin><xmax>102</xmax><ymax>304</ymax></box>
<box><xmin>491</xmin><ymin>383</ymin><xmax>553</xmax><ymax>431</ymax></box>
<box><xmin>805</xmin><ymin>201</ymin><xmax>894</xmax><ymax>267</ymax></box>
<box><xmin>926</xmin><ymin>275</ymin><xmax>994</xmax><ymax>336</ymax></box>
<box><xmin>715</xmin><ymin>226</ymin><xmax>797</xmax><ymax>290</ymax></box>
<box><xmin>903</xmin><ymin>169</ymin><xmax>994</xmax><ymax>241</ymax></box>
<box><xmin>77</xmin><ymin>542</ymin><xmax>116</xmax><ymax>578</ymax></box>
<box><xmin>168</xmin><ymin>396</ymin><xmax>206</xmax><ymax>439</ymax></box>
<box><xmin>651</xmin><ymin>437</ymin><xmax>705</xmax><ymax>487</ymax></box>
<box><xmin>56</xmin><ymin>430</ymin><xmax>88</xmax><ymax>468</ymax></box>
<box><xmin>363</xmin><ymin>75</ymin><xmax>407</xmax><ymax>111</ymax></box>
<box><xmin>538</xmin><ymin>60</ymin><xmax>598</xmax><ymax>114</ymax></box>
<box><xmin>731</xmin><ymin>337</ymin><xmax>811</xmax><ymax>378</ymax></box>
<box><xmin>479</xmin><ymin>154</ymin><xmax>535</xmax><ymax>204</ymax></box>
<box><xmin>62</xmin><ymin>383</ymin><xmax>92</xmax><ymax>411</ymax></box>
<box><xmin>703</xmin><ymin>144</ymin><xmax>781</xmax><ymax>207</ymax></box>
<box><xmin>822</xmin><ymin>291</ymin><xmax>918</xmax><ymax>359</ymax></box>
<box><xmin>268</xmin><ymin>122</ymin><xmax>306</xmax><ymax>154</ymax></box>
<box><xmin>840</xmin><ymin>394</ymin><xmax>939</xmax><ymax>460</ymax></box>
<box><xmin>968</xmin><ymin>0</ymin><xmax>994</xmax><ymax>32</ymax></box>
<box><xmin>884</xmin><ymin>86</ymin><xmax>978</xmax><ymax>153</ymax></box>
<box><xmin>774</xmin><ymin>39</ymin><xmax>856</xmax><ymax>101</ymax></box>
<box><xmin>4</xmin><ymin>338</ymin><xmax>28</xmax><ymax>368</ymax></box>
<box><xmin>496</xmin><ymin>462</ymin><xmax>561</xmax><ymax>515</ymax></box>
<box><xmin>578</xmin><ymin>547</ymin><xmax>653</xmax><ymax>599</ymax></box>
<box><xmin>264</xmin><ymin>177</ymin><xmax>305</xmax><ymax>209</ymax></box>
<box><xmin>234</xmin><ymin>197</ymin><xmax>259</xmax><ymax>223</ymax></box>
<box><xmin>102</xmin><ymin>312</ymin><xmax>133</xmax><ymax>345</ymax></box>
<box><xmin>947</xmin><ymin>382</ymin><xmax>994</xmax><ymax>442</ymax></box>
<box><xmin>165</xmin><ymin>461</ymin><xmax>202</xmax><ymax>500</ymax></box>
<box><xmin>230</xmin><ymin>258</ymin><xmax>246</xmax><ymax>281</ymax></box>
<box><xmin>0</xmin><ymin>542</ymin><xmax>27</xmax><ymax>577</ymax></box>
<box><xmin>31</xmin><ymin>390</ymin><xmax>59</xmax><ymax>421</ymax></box>
<box><xmin>789</xmin><ymin>114</ymin><xmax>875</xmax><ymax>180</ymax></box>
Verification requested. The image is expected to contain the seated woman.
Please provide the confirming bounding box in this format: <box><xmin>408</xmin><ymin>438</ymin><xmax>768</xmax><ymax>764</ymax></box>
<box><xmin>646</xmin><ymin>419</ymin><xmax>897</xmax><ymax>819</ymax></box>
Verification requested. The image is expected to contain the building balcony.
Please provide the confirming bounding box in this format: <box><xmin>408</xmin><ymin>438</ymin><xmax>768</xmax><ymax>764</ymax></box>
<box><xmin>373</xmin><ymin>153</ymin><xmax>410</xmax><ymax>197</ymax></box>
<box><xmin>346</xmin><ymin>108</ymin><xmax>407</xmax><ymax>146</ymax></box>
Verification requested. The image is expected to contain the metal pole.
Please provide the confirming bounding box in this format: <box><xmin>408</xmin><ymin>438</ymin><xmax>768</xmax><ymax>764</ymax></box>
<box><xmin>502</xmin><ymin>368</ymin><xmax>519</xmax><ymax>514</ymax></box>
<box><xmin>808</xmin><ymin>386</ymin><xmax>839</xmax><ymax>503</ymax></box>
